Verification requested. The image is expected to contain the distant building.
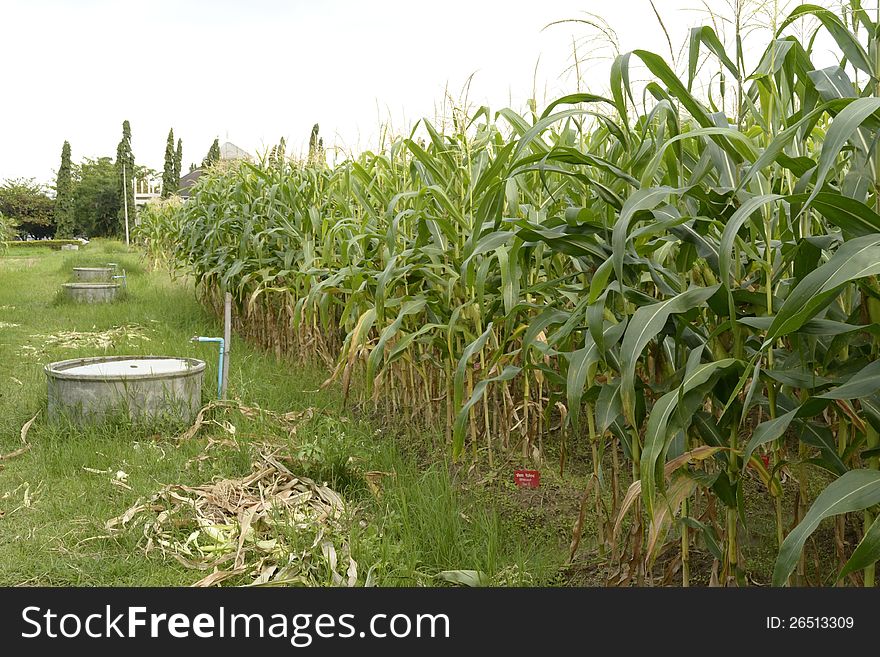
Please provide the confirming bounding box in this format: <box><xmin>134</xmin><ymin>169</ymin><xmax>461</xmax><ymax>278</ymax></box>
<box><xmin>178</xmin><ymin>141</ymin><xmax>251</xmax><ymax>200</ymax></box>
<box><xmin>177</xmin><ymin>169</ymin><xmax>202</xmax><ymax>200</ymax></box>
<box><xmin>133</xmin><ymin>177</ymin><xmax>161</xmax><ymax>207</ymax></box>
<box><xmin>219</xmin><ymin>141</ymin><xmax>252</xmax><ymax>161</ymax></box>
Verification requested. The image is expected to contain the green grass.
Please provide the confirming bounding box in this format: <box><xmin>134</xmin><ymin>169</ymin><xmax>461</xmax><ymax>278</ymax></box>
<box><xmin>0</xmin><ymin>240</ymin><xmax>563</xmax><ymax>586</ymax></box>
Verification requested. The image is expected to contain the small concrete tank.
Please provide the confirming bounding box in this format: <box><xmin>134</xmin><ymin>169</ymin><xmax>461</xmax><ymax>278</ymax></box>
<box><xmin>72</xmin><ymin>267</ymin><xmax>112</xmax><ymax>282</ymax></box>
<box><xmin>46</xmin><ymin>356</ymin><xmax>205</xmax><ymax>426</ymax></box>
<box><xmin>62</xmin><ymin>282</ymin><xmax>120</xmax><ymax>303</ymax></box>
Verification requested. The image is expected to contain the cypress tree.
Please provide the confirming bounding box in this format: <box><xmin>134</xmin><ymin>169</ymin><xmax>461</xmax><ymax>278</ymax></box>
<box><xmin>54</xmin><ymin>141</ymin><xmax>75</xmax><ymax>238</ymax></box>
<box><xmin>161</xmin><ymin>128</ymin><xmax>175</xmax><ymax>198</ymax></box>
<box><xmin>115</xmin><ymin>120</ymin><xmax>135</xmax><ymax>234</ymax></box>
<box><xmin>174</xmin><ymin>138</ymin><xmax>183</xmax><ymax>185</ymax></box>
<box><xmin>202</xmin><ymin>138</ymin><xmax>220</xmax><ymax>168</ymax></box>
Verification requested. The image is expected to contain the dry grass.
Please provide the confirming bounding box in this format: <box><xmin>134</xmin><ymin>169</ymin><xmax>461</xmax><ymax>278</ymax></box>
<box><xmin>18</xmin><ymin>324</ymin><xmax>151</xmax><ymax>357</ymax></box>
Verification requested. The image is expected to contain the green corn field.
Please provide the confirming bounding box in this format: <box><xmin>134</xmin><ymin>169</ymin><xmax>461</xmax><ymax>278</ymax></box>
<box><xmin>137</xmin><ymin>2</ymin><xmax>880</xmax><ymax>587</ymax></box>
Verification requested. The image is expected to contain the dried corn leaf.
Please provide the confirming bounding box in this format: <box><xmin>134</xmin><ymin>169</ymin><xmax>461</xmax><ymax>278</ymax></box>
<box><xmin>104</xmin><ymin>453</ymin><xmax>353</xmax><ymax>587</ymax></box>
<box><xmin>1</xmin><ymin>414</ymin><xmax>37</xmax><ymax>461</ymax></box>
<box><xmin>192</xmin><ymin>568</ymin><xmax>247</xmax><ymax>588</ymax></box>
<box><xmin>177</xmin><ymin>400</ymin><xmax>315</xmax><ymax>442</ymax></box>
<box><xmin>21</xmin><ymin>325</ymin><xmax>150</xmax><ymax>357</ymax></box>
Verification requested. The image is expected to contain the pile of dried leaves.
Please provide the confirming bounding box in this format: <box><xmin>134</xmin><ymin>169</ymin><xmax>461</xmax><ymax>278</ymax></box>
<box><xmin>19</xmin><ymin>324</ymin><xmax>150</xmax><ymax>357</ymax></box>
<box><xmin>105</xmin><ymin>451</ymin><xmax>357</xmax><ymax>587</ymax></box>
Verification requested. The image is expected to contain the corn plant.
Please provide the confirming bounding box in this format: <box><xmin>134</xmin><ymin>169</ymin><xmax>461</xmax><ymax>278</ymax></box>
<box><xmin>139</xmin><ymin>0</ymin><xmax>880</xmax><ymax>586</ymax></box>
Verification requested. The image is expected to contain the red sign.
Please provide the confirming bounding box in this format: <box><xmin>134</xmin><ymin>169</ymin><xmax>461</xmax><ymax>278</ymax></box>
<box><xmin>514</xmin><ymin>469</ymin><xmax>540</xmax><ymax>488</ymax></box>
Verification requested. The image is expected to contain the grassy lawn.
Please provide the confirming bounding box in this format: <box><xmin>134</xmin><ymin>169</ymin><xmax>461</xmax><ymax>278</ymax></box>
<box><xmin>0</xmin><ymin>241</ymin><xmax>565</xmax><ymax>586</ymax></box>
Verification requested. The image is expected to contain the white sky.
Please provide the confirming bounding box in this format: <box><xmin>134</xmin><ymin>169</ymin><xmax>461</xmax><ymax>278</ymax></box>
<box><xmin>0</xmin><ymin>0</ymin><xmax>838</xmax><ymax>184</ymax></box>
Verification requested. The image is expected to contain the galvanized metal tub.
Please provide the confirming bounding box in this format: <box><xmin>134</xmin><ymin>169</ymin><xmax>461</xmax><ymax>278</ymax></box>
<box><xmin>45</xmin><ymin>356</ymin><xmax>206</xmax><ymax>426</ymax></box>
<box><xmin>62</xmin><ymin>282</ymin><xmax>120</xmax><ymax>303</ymax></box>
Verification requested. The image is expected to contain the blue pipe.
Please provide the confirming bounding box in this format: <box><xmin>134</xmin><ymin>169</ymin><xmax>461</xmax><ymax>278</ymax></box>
<box><xmin>191</xmin><ymin>336</ymin><xmax>224</xmax><ymax>398</ymax></box>
<box><xmin>108</xmin><ymin>264</ymin><xmax>126</xmax><ymax>289</ymax></box>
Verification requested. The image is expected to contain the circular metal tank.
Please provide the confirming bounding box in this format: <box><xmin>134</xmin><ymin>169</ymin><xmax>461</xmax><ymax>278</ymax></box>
<box><xmin>72</xmin><ymin>267</ymin><xmax>112</xmax><ymax>282</ymax></box>
<box><xmin>45</xmin><ymin>356</ymin><xmax>206</xmax><ymax>425</ymax></box>
<box><xmin>62</xmin><ymin>282</ymin><xmax>120</xmax><ymax>303</ymax></box>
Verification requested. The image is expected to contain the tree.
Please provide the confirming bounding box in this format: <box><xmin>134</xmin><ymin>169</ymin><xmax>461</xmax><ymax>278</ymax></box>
<box><xmin>115</xmin><ymin>120</ymin><xmax>135</xmax><ymax>235</ymax></box>
<box><xmin>74</xmin><ymin>157</ymin><xmax>121</xmax><ymax>237</ymax></box>
<box><xmin>174</xmin><ymin>138</ymin><xmax>183</xmax><ymax>185</ymax></box>
<box><xmin>54</xmin><ymin>141</ymin><xmax>75</xmax><ymax>238</ymax></box>
<box><xmin>210</xmin><ymin>139</ymin><xmax>221</xmax><ymax>164</ymax></box>
<box><xmin>0</xmin><ymin>178</ymin><xmax>55</xmax><ymax>238</ymax></box>
<box><xmin>161</xmin><ymin>128</ymin><xmax>175</xmax><ymax>198</ymax></box>
<box><xmin>201</xmin><ymin>138</ymin><xmax>221</xmax><ymax>168</ymax></box>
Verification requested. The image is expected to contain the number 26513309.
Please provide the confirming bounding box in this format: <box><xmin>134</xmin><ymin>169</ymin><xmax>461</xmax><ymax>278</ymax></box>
<box><xmin>766</xmin><ymin>616</ymin><xmax>854</xmax><ymax>629</ymax></box>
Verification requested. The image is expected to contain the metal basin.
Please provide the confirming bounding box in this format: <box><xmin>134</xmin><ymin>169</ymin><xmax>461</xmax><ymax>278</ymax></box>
<box><xmin>45</xmin><ymin>356</ymin><xmax>205</xmax><ymax>426</ymax></box>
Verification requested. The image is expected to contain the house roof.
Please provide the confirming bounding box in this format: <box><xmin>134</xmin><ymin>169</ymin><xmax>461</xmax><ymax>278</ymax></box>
<box><xmin>178</xmin><ymin>169</ymin><xmax>202</xmax><ymax>198</ymax></box>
